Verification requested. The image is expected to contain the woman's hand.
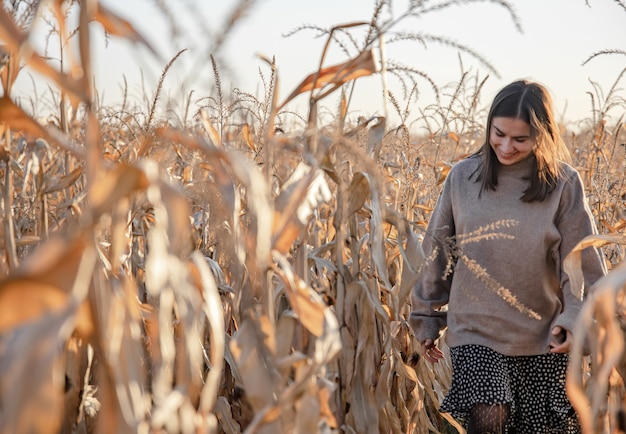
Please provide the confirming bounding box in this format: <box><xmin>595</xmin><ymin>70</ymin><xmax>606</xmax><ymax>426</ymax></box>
<box><xmin>422</xmin><ymin>339</ymin><xmax>444</xmax><ymax>363</ymax></box>
<box><xmin>549</xmin><ymin>326</ymin><xmax>572</xmax><ymax>353</ymax></box>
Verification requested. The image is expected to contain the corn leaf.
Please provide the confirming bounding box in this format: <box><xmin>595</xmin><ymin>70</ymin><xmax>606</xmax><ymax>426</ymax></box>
<box><xmin>278</xmin><ymin>49</ymin><xmax>378</xmax><ymax>109</ymax></box>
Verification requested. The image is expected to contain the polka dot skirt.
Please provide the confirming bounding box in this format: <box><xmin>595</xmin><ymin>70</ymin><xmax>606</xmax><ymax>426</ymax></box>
<box><xmin>440</xmin><ymin>345</ymin><xmax>581</xmax><ymax>433</ymax></box>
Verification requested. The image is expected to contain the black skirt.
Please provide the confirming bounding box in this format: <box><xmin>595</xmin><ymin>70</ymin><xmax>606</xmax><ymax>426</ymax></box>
<box><xmin>440</xmin><ymin>344</ymin><xmax>581</xmax><ymax>433</ymax></box>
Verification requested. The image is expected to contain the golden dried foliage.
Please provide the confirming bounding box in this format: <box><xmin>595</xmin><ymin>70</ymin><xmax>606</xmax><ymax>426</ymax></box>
<box><xmin>0</xmin><ymin>2</ymin><xmax>624</xmax><ymax>434</ymax></box>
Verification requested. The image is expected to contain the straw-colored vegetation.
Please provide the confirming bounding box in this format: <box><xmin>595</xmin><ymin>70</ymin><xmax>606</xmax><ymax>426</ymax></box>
<box><xmin>0</xmin><ymin>1</ymin><xmax>625</xmax><ymax>433</ymax></box>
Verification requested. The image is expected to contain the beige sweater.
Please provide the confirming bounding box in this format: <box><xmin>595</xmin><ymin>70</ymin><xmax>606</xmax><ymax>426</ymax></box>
<box><xmin>409</xmin><ymin>155</ymin><xmax>606</xmax><ymax>356</ymax></box>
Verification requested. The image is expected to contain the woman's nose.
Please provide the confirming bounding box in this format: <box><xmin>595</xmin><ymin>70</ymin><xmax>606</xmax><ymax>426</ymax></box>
<box><xmin>500</xmin><ymin>138</ymin><xmax>513</xmax><ymax>152</ymax></box>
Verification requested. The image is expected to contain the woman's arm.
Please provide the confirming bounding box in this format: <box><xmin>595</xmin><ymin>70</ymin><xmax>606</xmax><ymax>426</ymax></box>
<box><xmin>409</xmin><ymin>173</ymin><xmax>456</xmax><ymax>346</ymax></box>
<box><xmin>553</xmin><ymin>168</ymin><xmax>607</xmax><ymax>337</ymax></box>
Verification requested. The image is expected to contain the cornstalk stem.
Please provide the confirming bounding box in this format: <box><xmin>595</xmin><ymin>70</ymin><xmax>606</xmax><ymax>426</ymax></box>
<box><xmin>3</xmin><ymin>127</ymin><xmax>18</xmax><ymax>269</ymax></box>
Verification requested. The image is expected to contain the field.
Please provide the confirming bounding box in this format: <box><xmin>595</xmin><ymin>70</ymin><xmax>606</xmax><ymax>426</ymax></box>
<box><xmin>0</xmin><ymin>1</ymin><xmax>625</xmax><ymax>434</ymax></box>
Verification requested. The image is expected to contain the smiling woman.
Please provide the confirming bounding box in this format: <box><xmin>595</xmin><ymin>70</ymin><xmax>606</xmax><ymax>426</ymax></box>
<box><xmin>409</xmin><ymin>79</ymin><xmax>607</xmax><ymax>432</ymax></box>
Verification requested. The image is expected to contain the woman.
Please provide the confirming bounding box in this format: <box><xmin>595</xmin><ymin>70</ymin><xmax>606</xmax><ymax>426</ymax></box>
<box><xmin>409</xmin><ymin>80</ymin><xmax>606</xmax><ymax>433</ymax></box>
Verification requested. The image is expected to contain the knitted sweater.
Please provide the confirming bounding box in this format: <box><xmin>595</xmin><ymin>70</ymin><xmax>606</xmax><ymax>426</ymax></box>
<box><xmin>409</xmin><ymin>154</ymin><xmax>606</xmax><ymax>356</ymax></box>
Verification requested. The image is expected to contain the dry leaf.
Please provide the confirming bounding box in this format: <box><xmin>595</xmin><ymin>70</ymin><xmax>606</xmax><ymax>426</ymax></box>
<box><xmin>0</xmin><ymin>6</ymin><xmax>84</xmax><ymax>100</ymax></box>
<box><xmin>44</xmin><ymin>167</ymin><xmax>83</xmax><ymax>194</ymax></box>
<box><xmin>346</xmin><ymin>360</ymin><xmax>379</xmax><ymax>434</ymax></box>
<box><xmin>285</xmin><ymin>277</ymin><xmax>326</xmax><ymax>338</ymax></box>
<box><xmin>200</xmin><ymin>109</ymin><xmax>223</xmax><ymax>148</ymax></box>
<box><xmin>0</xmin><ymin>309</ymin><xmax>73</xmax><ymax>434</ymax></box>
<box><xmin>366</xmin><ymin>116</ymin><xmax>386</xmax><ymax>159</ymax></box>
<box><xmin>0</xmin><ymin>96</ymin><xmax>82</xmax><ymax>157</ymax></box>
<box><xmin>272</xmin><ymin>163</ymin><xmax>332</xmax><ymax>254</ymax></box>
<box><xmin>346</xmin><ymin>172</ymin><xmax>371</xmax><ymax>217</ymax></box>
<box><xmin>436</xmin><ymin>161</ymin><xmax>452</xmax><ymax>185</ymax></box>
<box><xmin>563</xmin><ymin>233</ymin><xmax>625</xmax><ymax>299</ymax></box>
<box><xmin>229</xmin><ymin>317</ymin><xmax>279</xmax><ymax>415</ymax></box>
<box><xmin>96</xmin><ymin>3</ymin><xmax>158</xmax><ymax>56</ymax></box>
<box><xmin>567</xmin><ymin>261</ymin><xmax>626</xmax><ymax>434</ymax></box>
<box><xmin>89</xmin><ymin>163</ymin><xmax>149</xmax><ymax>218</ymax></box>
<box><xmin>0</xmin><ymin>7</ymin><xmax>26</xmax><ymax>50</ymax></box>
<box><xmin>190</xmin><ymin>253</ymin><xmax>226</xmax><ymax>417</ymax></box>
<box><xmin>399</xmin><ymin>226</ymin><xmax>425</xmax><ymax>301</ymax></box>
<box><xmin>278</xmin><ymin>49</ymin><xmax>379</xmax><ymax>109</ymax></box>
<box><xmin>0</xmin><ymin>280</ymin><xmax>70</xmax><ymax>332</ymax></box>
<box><xmin>241</xmin><ymin>123</ymin><xmax>256</xmax><ymax>152</ymax></box>
<box><xmin>0</xmin><ymin>46</ymin><xmax>20</xmax><ymax>93</ymax></box>
<box><xmin>215</xmin><ymin>397</ymin><xmax>242</xmax><ymax>434</ymax></box>
<box><xmin>294</xmin><ymin>385</ymin><xmax>320</xmax><ymax>433</ymax></box>
<box><xmin>0</xmin><ymin>235</ymin><xmax>94</xmax><ymax>337</ymax></box>
<box><xmin>63</xmin><ymin>335</ymin><xmax>91</xmax><ymax>431</ymax></box>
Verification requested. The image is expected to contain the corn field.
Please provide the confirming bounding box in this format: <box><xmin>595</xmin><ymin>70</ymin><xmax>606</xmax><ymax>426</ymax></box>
<box><xmin>0</xmin><ymin>1</ymin><xmax>625</xmax><ymax>433</ymax></box>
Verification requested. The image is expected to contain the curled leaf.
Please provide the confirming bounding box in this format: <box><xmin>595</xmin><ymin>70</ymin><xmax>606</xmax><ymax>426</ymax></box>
<box><xmin>96</xmin><ymin>3</ymin><xmax>158</xmax><ymax>56</ymax></box>
<box><xmin>279</xmin><ymin>48</ymin><xmax>379</xmax><ymax>109</ymax></box>
<box><xmin>346</xmin><ymin>172</ymin><xmax>370</xmax><ymax>217</ymax></box>
<box><xmin>0</xmin><ymin>96</ymin><xmax>83</xmax><ymax>157</ymax></box>
<box><xmin>563</xmin><ymin>234</ymin><xmax>624</xmax><ymax>298</ymax></box>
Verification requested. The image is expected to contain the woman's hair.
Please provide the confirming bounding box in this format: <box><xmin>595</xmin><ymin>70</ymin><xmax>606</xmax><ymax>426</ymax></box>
<box><xmin>473</xmin><ymin>79</ymin><xmax>571</xmax><ymax>202</ymax></box>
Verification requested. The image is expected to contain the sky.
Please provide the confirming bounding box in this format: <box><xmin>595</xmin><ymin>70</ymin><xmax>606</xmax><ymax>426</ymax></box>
<box><xmin>19</xmin><ymin>0</ymin><xmax>626</xmax><ymax>133</ymax></box>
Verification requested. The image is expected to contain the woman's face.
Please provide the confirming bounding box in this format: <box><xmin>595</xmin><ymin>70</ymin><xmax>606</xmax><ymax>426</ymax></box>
<box><xmin>489</xmin><ymin>117</ymin><xmax>534</xmax><ymax>165</ymax></box>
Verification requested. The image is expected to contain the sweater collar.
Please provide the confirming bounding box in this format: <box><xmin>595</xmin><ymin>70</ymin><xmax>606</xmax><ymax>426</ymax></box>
<box><xmin>498</xmin><ymin>154</ymin><xmax>535</xmax><ymax>177</ymax></box>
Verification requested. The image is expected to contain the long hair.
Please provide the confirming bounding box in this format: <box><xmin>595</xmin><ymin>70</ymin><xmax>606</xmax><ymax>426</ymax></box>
<box><xmin>473</xmin><ymin>80</ymin><xmax>571</xmax><ymax>202</ymax></box>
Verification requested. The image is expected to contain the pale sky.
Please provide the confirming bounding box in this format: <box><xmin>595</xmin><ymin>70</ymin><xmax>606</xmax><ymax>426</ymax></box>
<box><xmin>20</xmin><ymin>0</ymin><xmax>626</xmax><ymax>133</ymax></box>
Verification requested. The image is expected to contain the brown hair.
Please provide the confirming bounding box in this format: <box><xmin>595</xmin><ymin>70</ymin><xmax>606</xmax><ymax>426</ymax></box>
<box><xmin>473</xmin><ymin>79</ymin><xmax>571</xmax><ymax>202</ymax></box>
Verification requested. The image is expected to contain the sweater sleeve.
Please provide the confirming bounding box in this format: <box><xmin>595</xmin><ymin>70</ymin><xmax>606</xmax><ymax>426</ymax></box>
<box><xmin>408</xmin><ymin>173</ymin><xmax>456</xmax><ymax>344</ymax></box>
<box><xmin>552</xmin><ymin>169</ymin><xmax>607</xmax><ymax>333</ymax></box>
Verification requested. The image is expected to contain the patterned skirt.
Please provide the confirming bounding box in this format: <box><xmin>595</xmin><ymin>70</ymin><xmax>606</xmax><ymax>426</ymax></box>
<box><xmin>440</xmin><ymin>344</ymin><xmax>581</xmax><ymax>434</ymax></box>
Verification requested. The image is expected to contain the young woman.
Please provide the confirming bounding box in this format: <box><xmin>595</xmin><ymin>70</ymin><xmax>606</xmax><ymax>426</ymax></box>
<box><xmin>409</xmin><ymin>80</ymin><xmax>607</xmax><ymax>433</ymax></box>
